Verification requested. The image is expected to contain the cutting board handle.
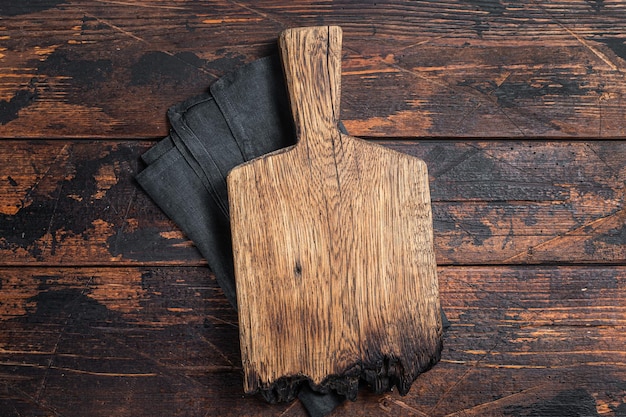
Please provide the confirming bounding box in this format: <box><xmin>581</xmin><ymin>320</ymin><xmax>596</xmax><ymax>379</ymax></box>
<box><xmin>279</xmin><ymin>26</ymin><xmax>342</xmax><ymax>147</ymax></box>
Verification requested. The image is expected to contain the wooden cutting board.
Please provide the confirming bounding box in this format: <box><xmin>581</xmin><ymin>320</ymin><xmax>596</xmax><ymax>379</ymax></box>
<box><xmin>227</xmin><ymin>26</ymin><xmax>442</xmax><ymax>403</ymax></box>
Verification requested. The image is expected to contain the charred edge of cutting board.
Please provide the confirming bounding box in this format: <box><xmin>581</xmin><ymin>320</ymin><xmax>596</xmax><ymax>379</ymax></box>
<box><xmin>255</xmin><ymin>339</ymin><xmax>444</xmax><ymax>403</ymax></box>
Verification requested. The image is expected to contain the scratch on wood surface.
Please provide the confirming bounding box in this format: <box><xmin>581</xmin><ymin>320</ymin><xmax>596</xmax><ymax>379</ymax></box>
<box><xmin>111</xmin><ymin>187</ymin><xmax>137</xmax><ymax>257</ymax></box>
<box><xmin>430</xmin><ymin>147</ymin><xmax>481</xmax><ymax>178</ymax></box>
<box><xmin>381</xmin><ymin>395</ymin><xmax>431</xmax><ymax>417</ymax></box>
<box><xmin>1</xmin><ymin>361</ymin><xmax>158</xmax><ymax>377</ymax></box>
<box><xmin>442</xmin><ymin>383</ymin><xmax>550</xmax><ymax>416</ymax></box>
<box><xmin>472</xmin><ymin>348</ymin><xmax>626</xmax><ymax>357</ymax></box>
<box><xmin>501</xmin><ymin>218</ymin><xmax>515</xmax><ymax>250</ymax></box>
<box><xmin>585</xmin><ymin>143</ymin><xmax>624</xmax><ymax>181</ymax></box>
<box><xmin>428</xmin><ymin>343</ymin><xmax>499</xmax><ymax>414</ymax></box>
<box><xmin>165</xmin><ymin>364</ymin><xmax>241</xmax><ymax>372</ymax></box>
<box><xmin>440</xmin><ymin>359</ymin><xmax>626</xmax><ymax>370</ymax></box>
<box><xmin>453</xmin><ymin>101</ymin><xmax>481</xmax><ymax>134</ymax></box>
<box><xmin>0</xmin><ymin>349</ymin><xmax>135</xmax><ymax>361</ymax></box>
<box><xmin>41</xmin><ymin>182</ymin><xmax>63</xmax><ymax>254</ymax></box>
<box><xmin>394</xmin><ymin>36</ymin><xmax>445</xmax><ymax>53</ymax></box>
<box><xmin>197</xmin><ymin>332</ymin><xmax>235</xmax><ymax>367</ymax></box>
<box><xmin>358</xmin><ymin>50</ymin><xmax>452</xmax><ymax>91</ymax></box>
<box><xmin>23</xmin><ymin>143</ymin><xmax>69</xmax><ymax>206</ymax></box>
<box><xmin>202</xmin><ymin>17</ymin><xmax>265</xmax><ymax>24</ymax></box>
<box><xmin>81</xmin><ymin>13</ymin><xmax>219</xmax><ymax>79</ymax></box>
<box><xmin>204</xmin><ymin>313</ymin><xmax>239</xmax><ymax>329</ymax></box>
<box><xmin>93</xmin><ymin>0</ymin><xmax>187</xmax><ymax>9</ymax></box>
<box><xmin>276</xmin><ymin>399</ymin><xmax>301</xmax><ymax>417</ymax></box>
<box><xmin>559</xmin><ymin>26</ymin><xmax>620</xmax><ymax>71</ymax></box>
<box><xmin>529</xmin><ymin>0</ymin><xmax>620</xmax><ymax>71</ymax></box>
<box><xmin>85</xmin><ymin>14</ymin><xmax>146</xmax><ymax>43</ymax></box>
<box><xmin>495</xmin><ymin>105</ymin><xmax>527</xmax><ymax>137</ymax></box>
<box><xmin>225</xmin><ymin>0</ymin><xmax>286</xmax><ymax>29</ymax></box>
<box><xmin>343</xmin><ymin>46</ymin><xmax>533</xmax><ymax>136</ymax></box>
<box><xmin>439</xmin><ymin>360</ymin><xmax>549</xmax><ymax>370</ymax></box>
<box><xmin>34</xmin><ymin>275</ymin><xmax>94</xmax><ymax>402</ymax></box>
<box><xmin>4</xmin><ymin>383</ymin><xmax>63</xmax><ymax>417</ymax></box>
<box><xmin>464</xmin><ymin>143</ymin><xmax>556</xmax><ymax>187</ymax></box>
<box><xmin>502</xmin><ymin>207</ymin><xmax>626</xmax><ymax>263</ymax></box>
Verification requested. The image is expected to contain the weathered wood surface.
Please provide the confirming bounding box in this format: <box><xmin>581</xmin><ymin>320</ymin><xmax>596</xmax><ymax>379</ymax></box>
<box><xmin>1</xmin><ymin>140</ymin><xmax>623</xmax><ymax>266</ymax></box>
<box><xmin>1</xmin><ymin>266</ymin><xmax>624</xmax><ymax>416</ymax></box>
<box><xmin>229</xmin><ymin>26</ymin><xmax>441</xmax><ymax>401</ymax></box>
<box><xmin>1</xmin><ymin>0</ymin><xmax>626</xmax><ymax>138</ymax></box>
<box><xmin>1</xmin><ymin>1</ymin><xmax>626</xmax><ymax>416</ymax></box>
<box><xmin>2</xmin><ymin>139</ymin><xmax>623</xmax><ymax>414</ymax></box>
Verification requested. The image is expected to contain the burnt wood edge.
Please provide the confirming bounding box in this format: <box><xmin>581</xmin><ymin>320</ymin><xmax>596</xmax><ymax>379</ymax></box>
<box><xmin>252</xmin><ymin>337</ymin><xmax>444</xmax><ymax>404</ymax></box>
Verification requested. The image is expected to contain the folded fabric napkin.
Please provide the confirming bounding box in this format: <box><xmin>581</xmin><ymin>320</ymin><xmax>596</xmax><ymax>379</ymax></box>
<box><xmin>137</xmin><ymin>53</ymin><xmax>449</xmax><ymax>416</ymax></box>
<box><xmin>136</xmin><ymin>55</ymin><xmax>346</xmax><ymax>416</ymax></box>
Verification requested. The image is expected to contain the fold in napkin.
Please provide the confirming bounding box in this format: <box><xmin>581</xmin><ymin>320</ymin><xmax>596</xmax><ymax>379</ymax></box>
<box><xmin>136</xmin><ymin>55</ymin><xmax>346</xmax><ymax>416</ymax></box>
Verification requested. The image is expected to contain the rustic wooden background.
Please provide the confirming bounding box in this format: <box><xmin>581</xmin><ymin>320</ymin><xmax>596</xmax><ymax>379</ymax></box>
<box><xmin>1</xmin><ymin>1</ymin><xmax>625</xmax><ymax>416</ymax></box>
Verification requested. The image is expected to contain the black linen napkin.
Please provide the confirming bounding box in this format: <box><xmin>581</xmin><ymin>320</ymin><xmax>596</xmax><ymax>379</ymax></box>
<box><xmin>136</xmin><ymin>55</ymin><xmax>346</xmax><ymax>416</ymax></box>
<box><xmin>136</xmin><ymin>53</ymin><xmax>449</xmax><ymax>416</ymax></box>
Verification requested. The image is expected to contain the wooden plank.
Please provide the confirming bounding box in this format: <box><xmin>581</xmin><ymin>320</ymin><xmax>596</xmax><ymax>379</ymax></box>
<box><xmin>1</xmin><ymin>265</ymin><xmax>624</xmax><ymax>416</ymax></box>
<box><xmin>0</xmin><ymin>141</ymin><xmax>204</xmax><ymax>266</ymax></box>
<box><xmin>0</xmin><ymin>266</ymin><xmax>273</xmax><ymax>417</ymax></box>
<box><xmin>394</xmin><ymin>140</ymin><xmax>626</xmax><ymax>265</ymax></box>
<box><xmin>1</xmin><ymin>140</ymin><xmax>623</xmax><ymax>266</ymax></box>
<box><xmin>406</xmin><ymin>264</ymin><xmax>626</xmax><ymax>417</ymax></box>
<box><xmin>1</xmin><ymin>1</ymin><xmax>626</xmax><ymax>138</ymax></box>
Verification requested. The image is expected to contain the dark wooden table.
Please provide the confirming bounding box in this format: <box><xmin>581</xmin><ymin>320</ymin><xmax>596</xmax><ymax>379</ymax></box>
<box><xmin>1</xmin><ymin>1</ymin><xmax>625</xmax><ymax>416</ymax></box>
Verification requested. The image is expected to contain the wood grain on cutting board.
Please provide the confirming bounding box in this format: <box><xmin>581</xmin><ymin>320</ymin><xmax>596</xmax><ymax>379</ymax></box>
<box><xmin>228</xmin><ymin>26</ymin><xmax>441</xmax><ymax>402</ymax></box>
